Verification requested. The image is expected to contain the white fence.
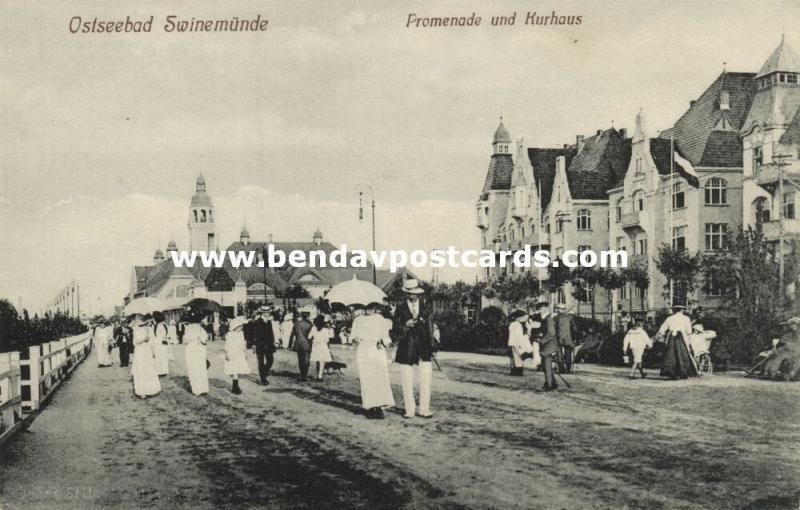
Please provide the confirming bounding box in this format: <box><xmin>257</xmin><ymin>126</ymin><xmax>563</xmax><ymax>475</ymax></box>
<box><xmin>0</xmin><ymin>332</ymin><xmax>92</xmax><ymax>446</ymax></box>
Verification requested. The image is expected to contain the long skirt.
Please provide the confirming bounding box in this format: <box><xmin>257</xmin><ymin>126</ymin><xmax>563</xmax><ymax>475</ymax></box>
<box><xmin>132</xmin><ymin>343</ymin><xmax>161</xmax><ymax>397</ymax></box>
<box><xmin>153</xmin><ymin>342</ymin><xmax>169</xmax><ymax>376</ymax></box>
<box><xmin>96</xmin><ymin>337</ymin><xmax>112</xmax><ymax>367</ymax></box>
<box><xmin>356</xmin><ymin>342</ymin><xmax>395</xmax><ymax>409</ymax></box>
<box><xmin>660</xmin><ymin>333</ymin><xmax>698</xmax><ymax>379</ymax></box>
<box><xmin>186</xmin><ymin>343</ymin><xmax>209</xmax><ymax>395</ymax></box>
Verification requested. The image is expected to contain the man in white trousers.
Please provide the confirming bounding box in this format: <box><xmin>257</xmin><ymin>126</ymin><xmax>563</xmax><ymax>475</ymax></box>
<box><xmin>392</xmin><ymin>279</ymin><xmax>434</xmax><ymax>419</ymax></box>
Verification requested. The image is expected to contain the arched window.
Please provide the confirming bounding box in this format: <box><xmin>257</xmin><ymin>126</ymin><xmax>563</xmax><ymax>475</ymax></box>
<box><xmin>529</xmin><ymin>219</ymin><xmax>536</xmax><ymax>236</ymax></box>
<box><xmin>754</xmin><ymin>197</ymin><xmax>770</xmax><ymax>224</ymax></box>
<box><xmin>705</xmin><ymin>178</ymin><xmax>728</xmax><ymax>205</ymax></box>
<box><xmin>200</xmin><ymin>209</ymin><xmax>207</xmax><ymax>222</ymax></box>
<box><xmin>544</xmin><ymin>216</ymin><xmax>550</xmax><ymax>234</ymax></box>
<box><xmin>577</xmin><ymin>209</ymin><xmax>591</xmax><ymax>230</ymax></box>
<box><xmin>632</xmin><ymin>190</ymin><xmax>646</xmax><ymax>212</ymax></box>
<box><xmin>193</xmin><ymin>209</ymin><xmax>198</xmax><ymax>222</ymax></box>
<box><xmin>616</xmin><ymin>198</ymin><xmax>623</xmax><ymax>222</ymax></box>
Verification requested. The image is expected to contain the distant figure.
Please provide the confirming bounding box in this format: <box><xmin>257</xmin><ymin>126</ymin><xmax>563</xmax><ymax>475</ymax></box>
<box><xmin>224</xmin><ymin>321</ymin><xmax>251</xmax><ymax>394</ymax></box>
<box><xmin>507</xmin><ymin>310</ymin><xmax>535</xmax><ymax>376</ymax></box>
<box><xmin>184</xmin><ymin>313</ymin><xmax>210</xmax><ymax>396</ymax></box>
<box><xmin>289</xmin><ymin>312</ymin><xmax>313</xmax><ymax>381</ymax></box>
<box><xmin>131</xmin><ymin>316</ymin><xmax>160</xmax><ymax>398</ymax></box>
<box><xmin>252</xmin><ymin>307</ymin><xmax>276</xmax><ymax>385</ymax></box>
<box><xmin>554</xmin><ymin>304</ymin><xmax>576</xmax><ymax>373</ymax></box>
<box><xmin>281</xmin><ymin>312</ymin><xmax>295</xmax><ymax>349</ymax></box>
<box><xmin>271</xmin><ymin>311</ymin><xmax>284</xmax><ymax>349</ymax></box>
<box><xmin>152</xmin><ymin>312</ymin><xmax>170</xmax><ymax>376</ymax></box>
<box><xmin>309</xmin><ymin>315</ymin><xmax>334</xmax><ymax>381</ymax></box>
<box><xmin>94</xmin><ymin>319</ymin><xmax>113</xmax><ymax>368</ymax></box>
<box><xmin>175</xmin><ymin>320</ymin><xmax>186</xmax><ymax>344</ymax></box>
<box><xmin>533</xmin><ymin>301</ymin><xmax>559</xmax><ymax>391</ymax></box>
<box><xmin>622</xmin><ymin>317</ymin><xmax>652</xmax><ymax>379</ymax></box>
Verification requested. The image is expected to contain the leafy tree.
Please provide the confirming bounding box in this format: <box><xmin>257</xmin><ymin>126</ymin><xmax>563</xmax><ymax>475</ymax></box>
<box><xmin>596</xmin><ymin>268</ymin><xmax>625</xmax><ymax>321</ymax></box>
<box><xmin>655</xmin><ymin>244</ymin><xmax>703</xmax><ymax>306</ymax></box>
<box><xmin>571</xmin><ymin>266</ymin><xmax>603</xmax><ymax>320</ymax></box>
<box><xmin>701</xmin><ymin>228</ymin><xmax>797</xmax><ymax>361</ymax></box>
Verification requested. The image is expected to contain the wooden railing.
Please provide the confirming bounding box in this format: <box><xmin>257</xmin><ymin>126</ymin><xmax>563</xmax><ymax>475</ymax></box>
<box><xmin>0</xmin><ymin>332</ymin><xmax>92</xmax><ymax>446</ymax></box>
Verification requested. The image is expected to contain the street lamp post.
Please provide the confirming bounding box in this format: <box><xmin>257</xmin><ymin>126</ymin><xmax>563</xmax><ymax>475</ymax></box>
<box><xmin>358</xmin><ymin>183</ymin><xmax>377</xmax><ymax>285</ymax></box>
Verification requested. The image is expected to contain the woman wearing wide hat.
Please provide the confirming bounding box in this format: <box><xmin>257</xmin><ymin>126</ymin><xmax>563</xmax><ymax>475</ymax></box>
<box><xmin>392</xmin><ymin>279</ymin><xmax>434</xmax><ymax>418</ymax></box>
<box><xmin>352</xmin><ymin>302</ymin><xmax>395</xmax><ymax>419</ymax></box>
<box><xmin>151</xmin><ymin>311</ymin><xmax>170</xmax><ymax>376</ymax></box>
<box><xmin>131</xmin><ymin>314</ymin><xmax>161</xmax><ymax>398</ymax></box>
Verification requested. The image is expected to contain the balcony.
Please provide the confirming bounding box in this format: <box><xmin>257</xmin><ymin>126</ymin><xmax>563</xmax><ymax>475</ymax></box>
<box><xmin>761</xmin><ymin>218</ymin><xmax>800</xmax><ymax>241</ymax></box>
<box><xmin>621</xmin><ymin>211</ymin><xmax>644</xmax><ymax>232</ymax></box>
<box><xmin>756</xmin><ymin>164</ymin><xmax>800</xmax><ymax>192</ymax></box>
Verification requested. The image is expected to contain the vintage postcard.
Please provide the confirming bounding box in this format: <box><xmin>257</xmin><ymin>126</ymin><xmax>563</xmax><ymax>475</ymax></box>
<box><xmin>1</xmin><ymin>1</ymin><xmax>799</xmax><ymax>508</ymax></box>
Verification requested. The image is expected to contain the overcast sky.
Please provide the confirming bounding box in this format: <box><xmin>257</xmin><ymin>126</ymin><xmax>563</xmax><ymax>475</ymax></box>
<box><xmin>0</xmin><ymin>0</ymin><xmax>798</xmax><ymax>314</ymax></box>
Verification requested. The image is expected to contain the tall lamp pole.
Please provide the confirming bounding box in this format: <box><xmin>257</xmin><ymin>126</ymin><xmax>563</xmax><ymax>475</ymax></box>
<box><xmin>358</xmin><ymin>183</ymin><xmax>377</xmax><ymax>285</ymax></box>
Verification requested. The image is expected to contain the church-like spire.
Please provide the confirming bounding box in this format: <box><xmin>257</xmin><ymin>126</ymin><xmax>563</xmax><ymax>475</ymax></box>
<box><xmin>492</xmin><ymin>116</ymin><xmax>512</xmax><ymax>155</ymax></box>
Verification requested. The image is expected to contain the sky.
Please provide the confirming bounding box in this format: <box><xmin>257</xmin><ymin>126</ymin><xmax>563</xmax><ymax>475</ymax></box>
<box><xmin>0</xmin><ymin>0</ymin><xmax>798</xmax><ymax>315</ymax></box>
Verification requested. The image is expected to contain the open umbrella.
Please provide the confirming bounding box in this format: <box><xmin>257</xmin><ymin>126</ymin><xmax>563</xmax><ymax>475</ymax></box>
<box><xmin>183</xmin><ymin>297</ymin><xmax>223</xmax><ymax>314</ymax></box>
<box><xmin>325</xmin><ymin>275</ymin><xmax>386</xmax><ymax>307</ymax></box>
<box><xmin>124</xmin><ymin>296</ymin><xmax>166</xmax><ymax>316</ymax></box>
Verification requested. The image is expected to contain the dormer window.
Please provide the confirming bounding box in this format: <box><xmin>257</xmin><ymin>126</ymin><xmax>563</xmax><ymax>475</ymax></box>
<box><xmin>719</xmin><ymin>91</ymin><xmax>730</xmax><ymax>110</ymax></box>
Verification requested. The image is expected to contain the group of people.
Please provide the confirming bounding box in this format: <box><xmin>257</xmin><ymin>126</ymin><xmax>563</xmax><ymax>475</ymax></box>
<box><xmin>506</xmin><ymin>302</ymin><xmax>721</xmax><ymax>384</ymax></box>
<box><xmin>506</xmin><ymin>301</ymin><xmax>576</xmax><ymax>390</ymax></box>
<box><xmin>92</xmin><ymin>310</ymin><xmax>213</xmax><ymax>398</ymax></box>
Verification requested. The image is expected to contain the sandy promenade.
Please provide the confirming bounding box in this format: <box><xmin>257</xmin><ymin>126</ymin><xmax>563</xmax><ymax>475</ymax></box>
<box><xmin>1</xmin><ymin>343</ymin><xmax>799</xmax><ymax>509</ymax></box>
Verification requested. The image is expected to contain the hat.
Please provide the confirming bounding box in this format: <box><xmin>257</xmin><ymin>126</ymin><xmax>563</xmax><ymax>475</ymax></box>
<box><xmin>509</xmin><ymin>309</ymin><xmax>527</xmax><ymax>322</ymax></box>
<box><xmin>535</xmin><ymin>301</ymin><xmax>549</xmax><ymax>309</ymax></box>
<box><xmin>781</xmin><ymin>317</ymin><xmax>800</xmax><ymax>328</ymax></box>
<box><xmin>671</xmin><ymin>304</ymin><xmax>686</xmax><ymax>311</ymax></box>
<box><xmin>692</xmin><ymin>323</ymin><xmax>705</xmax><ymax>332</ymax></box>
<box><xmin>555</xmin><ymin>304</ymin><xmax>567</xmax><ymax>312</ymax></box>
<box><xmin>402</xmin><ymin>279</ymin><xmax>425</xmax><ymax>295</ymax></box>
<box><xmin>258</xmin><ymin>305</ymin><xmax>271</xmax><ymax>313</ymax></box>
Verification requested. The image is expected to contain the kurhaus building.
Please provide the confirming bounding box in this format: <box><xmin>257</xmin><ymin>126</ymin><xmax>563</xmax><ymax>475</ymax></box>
<box><xmin>126</xmin><ymin>174</ymin><xmax>409</xmax><ymax>311</ymax></box>
<box><xmin>477</xmin><ymin>38</ymin><xmax>800</xmax><ymax>318</ymax></box>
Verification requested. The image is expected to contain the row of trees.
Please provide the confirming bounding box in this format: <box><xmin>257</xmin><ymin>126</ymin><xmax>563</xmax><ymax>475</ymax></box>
<box><xmin>0</xmin><ymin>299</ymin><xmax>88</xmax><ymax>354</ymax></box>
<box><xmin>429</xmin><ymin>228</ymin><xmax>797</xmax><ymax>363</ymax></box>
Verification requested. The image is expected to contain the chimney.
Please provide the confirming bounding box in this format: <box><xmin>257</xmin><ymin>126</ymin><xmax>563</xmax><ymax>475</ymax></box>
<box><xmin>268</xmin><ymin>233</ymin><xmax>273</xmax><ymax>243</ymax></box>
<box><xmin>576</xmin><ymin>135</ymin><xmax>585</xmax><ymax>152</ymax></box>
<box><xmin>596</xmin><ymin>129</ymin><xmax>602</xmax><ymax>136</ymax></box>
<box><xmin>690</xmin><ymin>100</ymin><xmax>697</xmax><ymax>107</ymax></box>
<box><xmin>618</xmin><ymin>128</ymin><xmax>627</xmax><ymax>138</ymax></box>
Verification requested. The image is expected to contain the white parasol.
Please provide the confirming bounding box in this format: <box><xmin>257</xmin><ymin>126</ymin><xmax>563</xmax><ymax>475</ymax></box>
<box><xmin>123</xmin><ymin>296</ymin><xmax>166</xmax><ymax>316</ymax></box>
<box><xmin>325</xmin><ymin>275</ymin><xmax>387</xmax><ymax>307</ymax></box>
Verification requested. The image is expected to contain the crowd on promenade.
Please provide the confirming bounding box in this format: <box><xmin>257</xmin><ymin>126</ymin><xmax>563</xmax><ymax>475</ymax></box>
<box><xmin>88</xmin><ymin>278</ymin><xmax>800</xmax><ymax>424</ymax></box>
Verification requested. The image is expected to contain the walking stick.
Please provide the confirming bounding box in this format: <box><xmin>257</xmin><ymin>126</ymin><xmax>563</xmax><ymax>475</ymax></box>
<box><xmin>554</xmin><ymin>358</ymin><xmax>572</xmax><ymax>388</ymax></box>
<box><xmin>431</xmin><ymin>352</ymin><xmax>442</xmax><ymax>372</ymax></box>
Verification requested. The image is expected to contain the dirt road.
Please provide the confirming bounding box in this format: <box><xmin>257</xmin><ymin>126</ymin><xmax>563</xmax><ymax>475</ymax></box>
<box><xmin>1</xmin><ymin>343</ymin><xmax>798</xmax><ymax>509</ymax></box>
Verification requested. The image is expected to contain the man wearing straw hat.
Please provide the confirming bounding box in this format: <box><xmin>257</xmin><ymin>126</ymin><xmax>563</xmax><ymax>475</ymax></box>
<box><xmin>252</xmin><ymin>306</ymin><xmax>276</xmax><ymax>385</ymax></box>
<box><xmin>392</xmin><ymin>279</ymin><xmax>435</xmax><ymax>418</ymax></box>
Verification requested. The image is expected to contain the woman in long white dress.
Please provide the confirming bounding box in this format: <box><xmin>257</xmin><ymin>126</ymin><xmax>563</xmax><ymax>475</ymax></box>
<box><xmin>131</xmin><ymin>316</ymin><xmax>161</xmax><ymax>398</ymax></box>
<box><xmin>152</xmin><ymin>312</ymin><xmax>170</xmax><ymax>376</ymax></box>
<box><xmin>94</xmin><ymin>320</ymin><xmax>113</xmax><ymax>367</ymax></box>
<box><xmin>351</xmin><ymin>303</ymin><xmax>395</xmax><ymax>419</ymax></box>
<box><xmin>224</xmin><ymin>320</ymin><xmax>250</xmax><ymax>394</ymax></box>
<box><xmin>185</xmin><ymin>314</ymin><xmax>210</xmax><ymax>396</ymax></box>
<box><xmin>309</xmin><ymin>315</ymin><xmax>334</xmax><ymax>381</ymax></box>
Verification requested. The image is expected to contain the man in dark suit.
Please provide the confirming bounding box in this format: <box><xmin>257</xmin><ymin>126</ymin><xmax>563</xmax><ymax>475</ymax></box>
<box><xmin>289</xmin><ymin>311</ymin><xmax>313</xmax><ymax>381</ymax></box>
<box><xmin>392</xmin><ymin>279</ymin><xmax>434</xmax><ymax>418</ymax></box>
<box><xmin>554</xmin><ymin>304</ymin><xmax>576</xmax><ymax>373</ymax></box>
<box><xmin>534</xmin><ymin>301</ymin><xmax>560</xmax><ymax>391</ymax></box>
<box><xmin>175</xmin><ymin>320</ymin><xmax>186</xmax><ymax>344</ymax></box>
<box><xmin>251</xmin><ymin>307</ymin><xmax>276</xmax><ymax>385</ymax></box>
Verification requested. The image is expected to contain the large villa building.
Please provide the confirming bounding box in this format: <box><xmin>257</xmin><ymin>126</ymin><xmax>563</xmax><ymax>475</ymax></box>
<box><xmin>477</xmin><ymin>38</ymin><xmax>800</xmax><ymax>318</ymax></box>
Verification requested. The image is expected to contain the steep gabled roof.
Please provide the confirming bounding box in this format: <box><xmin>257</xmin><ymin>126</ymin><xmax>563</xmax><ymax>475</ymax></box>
<box><xmin>481</xmin><ymin>154</ymin><xmax>514</xmax><ymax>192</ymax></box>
<box><xmin>566</xmin><ymin>128</ymin><xmax>631</xmax><ymax>200</ymax></box>
<box><xmin>662</xmin><ymin>71</ymin><xmax>755</xmax><ymax>167</ymax></box>
<box><xmin>527</xmin><ymin>147</ymin><xmax>577</xmax><ymax>212</ymax></box>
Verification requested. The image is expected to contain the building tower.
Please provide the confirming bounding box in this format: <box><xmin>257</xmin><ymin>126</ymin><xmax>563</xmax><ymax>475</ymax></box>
<box><xmin>166</xmin><ymin>239</ymin><xmax>178</xmax><ymax>254</ymax></box>
<box><xmin>240</xmin><ymin>224</ymin><xmax>250</xmax><ymax>245</ymax></box>
<box><xmin>313</xmin><ymin>228</ymin><xmax>323</xmax><ymax>246</ymax></box>
<box><xmin>153</xmin><ymin>248</ymin><xmax>165</xmax><ymax>265</ymax></box>
<box><xmin>188</xmin><ymin>173</ymin><xmax>216</xmax><ymax>251</ymax></box>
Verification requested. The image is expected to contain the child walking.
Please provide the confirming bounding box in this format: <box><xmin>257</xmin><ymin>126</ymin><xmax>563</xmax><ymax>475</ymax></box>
<box><xmin>308</xmin><ymin>315</ymin><xmax>334</xmax><ymax>381</ymax></box>
<box><xmin>622</xmin><ymin>317</ymin><xmax>652</xmax><ymax>379</ymax></box>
